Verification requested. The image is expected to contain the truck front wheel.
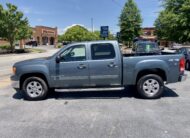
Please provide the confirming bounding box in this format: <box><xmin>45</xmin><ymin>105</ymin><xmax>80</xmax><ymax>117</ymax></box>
<box><xmin>137</xmin><ymin>74</ymin><xmax>164</xmax><ymax>99</ymax></box>
<box><xmin>22</xmin><ymin>77</ymin><xmax>48</xmax><ymax>101</ymax></box>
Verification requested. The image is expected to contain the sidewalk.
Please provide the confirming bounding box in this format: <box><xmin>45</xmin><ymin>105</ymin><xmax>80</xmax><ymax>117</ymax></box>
<box><xmin>0</xmin><ymin>45</ymin><xmax>58</xmax><ymax>57</ymax></box>
<box><xmin>0</xmin><ymin>48</ymin><xmax>59</xmax><ymax>83</ymax></box>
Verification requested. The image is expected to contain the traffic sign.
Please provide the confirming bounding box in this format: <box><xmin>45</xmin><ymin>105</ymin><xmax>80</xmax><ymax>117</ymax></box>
<box><xmin>100</xmin><ymin>26</ymin><xmax>109</xmax><ymax>38</ymax></box>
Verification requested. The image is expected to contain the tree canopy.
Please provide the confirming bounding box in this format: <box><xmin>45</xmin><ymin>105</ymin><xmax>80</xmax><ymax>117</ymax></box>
<box><xmin>0</xmin><ymin>3</ymin><xmax>32</xmax><ymax>52</ymax></box>
<box><xmin>59</xmin><ymin>25</ymin><xmax>116</xmax><ymax>42</ymax></box>
<box><xmin>154</xmin><ymin>0</ymin><xmax>190</xmax><ymax>43</ymax></box>
<box><xmin>63</xmin><ymin>25</ymin><xmax>90</xmax><ymax>42</ymax></box>
<box><xmin>119</xmin><ymin>0</ymin><xmax>142</xmax><ymax>45</ymax></box>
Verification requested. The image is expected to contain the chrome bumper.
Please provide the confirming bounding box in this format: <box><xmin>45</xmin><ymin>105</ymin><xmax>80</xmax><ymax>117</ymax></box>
<box><xmin>11</xmin><ymin>80</ymin><xmax>20</xmax><ymax>89</ymax></box>
<box><xmin>179</xmin><ymin>74</ymin><xmax>187</xmax><ymax>82</ymax></box>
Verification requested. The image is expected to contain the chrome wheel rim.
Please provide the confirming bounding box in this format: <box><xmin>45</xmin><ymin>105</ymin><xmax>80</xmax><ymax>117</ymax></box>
<box><xmin>143</xmin><ymin>79</ymin><xmax>160</xmax><ymax>96</ymax></box>
<box><xmin>26</xmin><ymin>81</ymin><xmax>43</xmax><ymax>98</ymax></box>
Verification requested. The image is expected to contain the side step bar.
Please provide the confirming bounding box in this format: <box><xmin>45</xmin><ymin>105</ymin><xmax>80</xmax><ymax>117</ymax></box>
<box><xmin>55</xmin><ymin>87</ymin><xmax>125</xmax><ymax>92</ymax></box>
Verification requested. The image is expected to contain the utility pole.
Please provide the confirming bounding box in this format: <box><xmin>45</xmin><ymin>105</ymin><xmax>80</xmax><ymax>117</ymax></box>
<box><xmin>91</xmin><ymin>18</ymin><xmax>94</xmax><ymax>32</ymax></box>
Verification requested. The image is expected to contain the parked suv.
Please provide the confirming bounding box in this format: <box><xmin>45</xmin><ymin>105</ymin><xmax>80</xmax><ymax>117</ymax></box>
<box><xmin>176</xmin><ymin>47</ymin><xmax>190</xmax><ymax>70</ymax></box>
<box><xmin>25</xmin><ymin>41</ymin><xmax>38</xmax><ymax>46</ymax></box>
<box><xmin>132</xmin><ymin>41</ymin><xmax>161</xmax><ymax>55</ymax></box>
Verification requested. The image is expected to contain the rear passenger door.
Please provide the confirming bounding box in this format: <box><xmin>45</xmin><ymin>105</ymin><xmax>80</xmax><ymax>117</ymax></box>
<box><xmin>89</xmin><ymin>43</ymin><xmax>122</xmax><ymax>87</ymax></box>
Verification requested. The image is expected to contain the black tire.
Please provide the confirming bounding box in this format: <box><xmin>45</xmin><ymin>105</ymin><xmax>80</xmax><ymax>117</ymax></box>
<box><xmin>136</xmin><ymin>74</ymin><xmax>164</xmax><ymax>99</ymax></box>
<box><xmin>22</xmin><ymin>77</ymin><xmax>48</xmax><ymax>101</ymax></box>
<box><xmin>185</xmin><ymin>61</ymin><xmax>190</xmax><ymax>70</ymax></box>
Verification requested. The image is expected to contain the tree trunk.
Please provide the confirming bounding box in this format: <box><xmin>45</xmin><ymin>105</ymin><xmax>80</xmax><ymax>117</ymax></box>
<box><xmin>129</xmin><ymin>41</ymin><xmax>131</xmax><ymax>48</ymax></box>
<box><xmin>19</xmin><ymin>39</ymin><xmax>24</xmax><ymax>49</ymax></box>
<box><xmin>10</xmin><ymin>40</ymin><xmax>14</xmax><ymax>53</ymax></box>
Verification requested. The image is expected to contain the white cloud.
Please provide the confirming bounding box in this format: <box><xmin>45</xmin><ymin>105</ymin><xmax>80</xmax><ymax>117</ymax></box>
<box><xmin>64</xmin><ymin>24</ymin><xmax>85</xmax><ymax>32</ymax></box>
<box><xmin>58</xmin><ymin>24</ymin><xmax>103</xmax><ymax>35</ymax></box>
<box><xmin>57</xmin><ymin>24</ymin><xmax>86</xmax><ymax>35</ymax></box>
<box><xmin>58</xmin><ymin>28</ymin><xmax>65</xmax><ymax>35</ymax></box>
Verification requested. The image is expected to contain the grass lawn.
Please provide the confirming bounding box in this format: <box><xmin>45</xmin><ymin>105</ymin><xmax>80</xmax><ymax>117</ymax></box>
<box><xmin>0</xmin><ymin>45</ymin><xmax>46</xmax><ymax>54</ymax></box>
<box><xmin>26</xmin><ymin>48</ymin><xmax>46</xmax><ymax>53</ymax></box>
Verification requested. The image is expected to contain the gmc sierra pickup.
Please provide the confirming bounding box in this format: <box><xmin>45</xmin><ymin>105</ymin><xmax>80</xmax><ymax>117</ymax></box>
<box><xmin>11</xmin><ymin>41</ymin><xmax>187</xmax><ymax>100</ymax></box>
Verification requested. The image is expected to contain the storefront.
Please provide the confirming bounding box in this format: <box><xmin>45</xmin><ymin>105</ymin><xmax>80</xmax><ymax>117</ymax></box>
<box><xmin>31</xmin><ymin>26</ymin><xmax>58</xmax><ymax>46</ymax></box>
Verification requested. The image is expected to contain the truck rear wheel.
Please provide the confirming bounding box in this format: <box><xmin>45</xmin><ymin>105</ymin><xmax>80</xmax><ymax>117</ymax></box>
<box><xmin>137</xmin><ymin>74</ymin><xmax>164</xmax><ymax>99</ymax></box>
<box><xmin>22</xmin><ymin>77</ymin><xmax>48</xmax><ymax>101</ymax></box>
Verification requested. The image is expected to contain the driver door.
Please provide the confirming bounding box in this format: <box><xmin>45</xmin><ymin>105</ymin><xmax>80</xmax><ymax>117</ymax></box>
<box><xmin>51</xmin><ymin>44</ymin><xmax>90</xmax><ymax>88</ymax></box>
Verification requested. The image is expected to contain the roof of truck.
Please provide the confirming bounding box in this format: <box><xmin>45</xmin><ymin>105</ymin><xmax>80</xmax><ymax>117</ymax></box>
<box><xmin>70</xmin><ymin>40</ymin><xmax>117</xmax><ymax>44</ymax></box>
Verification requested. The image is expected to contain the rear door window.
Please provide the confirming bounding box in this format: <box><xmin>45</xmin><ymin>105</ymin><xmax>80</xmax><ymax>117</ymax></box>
<box><xmin>91</xmin><ymin>43</ymin><xmax>115</xmax><ymax>60</ymax></box>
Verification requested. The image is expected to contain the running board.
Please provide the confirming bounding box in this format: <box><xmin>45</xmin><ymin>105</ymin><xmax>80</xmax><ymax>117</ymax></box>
<box><xmin>55</xmin><ymin>87</ymin><xmax>125</xmax><ymax>92</ymax></box>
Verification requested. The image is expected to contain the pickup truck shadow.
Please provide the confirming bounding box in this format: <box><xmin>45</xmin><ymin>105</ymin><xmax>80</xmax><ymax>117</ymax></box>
<box><xmin>13</xmin><ymin>86</ymin><xmax>179</xmax><ymax>100</ymax></box>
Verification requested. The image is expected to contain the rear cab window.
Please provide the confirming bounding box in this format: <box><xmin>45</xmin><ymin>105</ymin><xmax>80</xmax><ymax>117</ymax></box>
<box><xmin>91</xmin><ymin>43</ymin><xmax>116</xmax><ymax>60</ymax></box>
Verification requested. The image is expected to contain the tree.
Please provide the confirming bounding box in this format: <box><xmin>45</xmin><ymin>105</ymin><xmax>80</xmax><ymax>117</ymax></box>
<box><xmin>119</xmin><ymin>0</ymin><xmax>142</xmax><ymax>47</ymax></box>
<box><xmin>89</xmin><ymin>31</ymin><xmax>116</xmax><ymax>41</ymax></box>
<box><xmin>63</xmin><ymin>25</ymin><xmax>91</xmax><ymax>42</ymax></box>
<box><xmin>89</xmin><ymin>31</ymin><xmax>102</xmax><ymax>40</ymax></box>
<box><xmin>0</xmin><ymin>3</ymin><xmax>32</xmax><ymax>52</ymax></box>
<box><xmin>61</xmin><ymin>25</ymin><xmax>116</xmax><ymax>42</ymax></box>
<box><xmin>58</xmin><ymin>35</ymin><xmax>64</xmax><ymax>43</ymax></box>
<box><xmin>155</xmin><ymin>0</ymin><xmax>190</xmax><ymax>43</ymax></box>
<box><xmin>108</xmin><ymin>33</ymin><xmax>116</xmax><ymax>40</ymax></box>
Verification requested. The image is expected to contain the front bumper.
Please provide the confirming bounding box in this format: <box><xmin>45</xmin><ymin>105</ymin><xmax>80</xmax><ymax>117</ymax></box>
<box><xmin>11</xmin><ymin>80</ymin><xmax>20</xmax><ymax>89</ymax></box>
<box><xmin>10</xmin><ymin>75</ymin><xmax>20</xmax><ymax>89</ymax></box>
<box><xmin>178</xmin><ymin>74</ymin><xmax>187</xmax><ymax>82</ymax></box>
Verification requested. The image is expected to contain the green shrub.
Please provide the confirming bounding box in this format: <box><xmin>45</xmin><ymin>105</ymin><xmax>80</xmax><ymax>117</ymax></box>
<box><xmin>57</xmin><ymin>44</ymin><xmax>63</xmax><ymax>48</ymax></box>
<box><xmin>0</xmin><ymin>45</ymin><xmax>11</xmax><ymax>50</ymax></box>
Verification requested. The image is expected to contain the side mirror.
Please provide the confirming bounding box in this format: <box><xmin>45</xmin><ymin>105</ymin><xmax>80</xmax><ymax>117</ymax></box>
<box><xmin>161</xmin><ymin>47</ymin><xmax>165</xmax><ymax>50</ymax></box>
<box><xmin>56</xmin><ymin>56</ymin><xmax>61</xmax><ymax>63</ymax></box>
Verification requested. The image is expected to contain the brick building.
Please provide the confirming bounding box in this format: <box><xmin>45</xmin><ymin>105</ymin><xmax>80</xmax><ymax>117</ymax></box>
<box><xmin>141</xmin><ymin>27</ymin><xmax>156</xmax><ymax>41</ymax></box>
<box><xmin>31</xmin><ymin>26</ymin><xmax>58</xmax><ymax>45</ymax></box>
<box><xmin>140</xmin><ymin>27</ymin><xmax>170</xmax><ymax>47</ymax></box>
<box><xmin>0</xmin><ymin>26</ymin><xmax>58</xmax><ymax>47</ymax></box>
<box><xmin>0</xmin><ymin>38</ymin><xmax>9</xmax><ymax>46</ymax></box>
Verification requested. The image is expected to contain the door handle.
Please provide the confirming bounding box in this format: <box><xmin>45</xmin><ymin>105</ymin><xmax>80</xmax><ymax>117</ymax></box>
<box><xmin>77</xmin><ymin>64</ymin><xmax>87</xmax><ymax>69</ymax></box>
<box><xmin>108</xmin><ymin>63</ymin><xmax>118</xmax><ymax>68</ymax></box>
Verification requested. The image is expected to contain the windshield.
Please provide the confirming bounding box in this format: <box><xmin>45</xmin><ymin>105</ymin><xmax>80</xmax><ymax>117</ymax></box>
<box><xmin>136</xmin><ymin>43</ymin><xmax>160</xmax><ymax>53</ymax></box>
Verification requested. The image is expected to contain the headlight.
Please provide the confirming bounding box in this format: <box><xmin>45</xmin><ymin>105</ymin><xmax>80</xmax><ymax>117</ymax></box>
<box><xmin>12</xmin><ymin>67</ymin><xmax>16</xmax><ymax>74</ymax></box>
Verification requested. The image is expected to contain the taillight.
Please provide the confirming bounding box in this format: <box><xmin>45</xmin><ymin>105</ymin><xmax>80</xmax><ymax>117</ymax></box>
<box><xmin>179</xmin><ymin>58</ymin><xmax>185</xmax><ymax>72</ymax></box>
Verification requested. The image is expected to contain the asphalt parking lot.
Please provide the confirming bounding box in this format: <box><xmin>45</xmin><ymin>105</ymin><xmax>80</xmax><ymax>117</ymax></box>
<box><xmin>0</xmin><ymin>67</ymin><xmax>190</xmax><ymax>137</ymax></box>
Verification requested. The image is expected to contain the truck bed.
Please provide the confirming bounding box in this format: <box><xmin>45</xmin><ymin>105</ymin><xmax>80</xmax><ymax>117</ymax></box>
<box><xmin>123</xmin><ymin>51</ymin><xmax>176</xmax><ymax>57</ymax></box>
<box><xmin>122</xmin><ymin>53</ymin><xmax>183</xmax><ymax>85</ymax></box>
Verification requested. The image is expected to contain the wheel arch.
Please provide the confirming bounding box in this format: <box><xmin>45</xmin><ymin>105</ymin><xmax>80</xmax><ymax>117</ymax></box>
<box><xmin>136</xmin><ymin>68</ymin><xmax>167</xmax><ymax>84</ymax></box>
<box><xmin>20</xmin><ymin>73</ymin><xmax>49</xmax><ymax>89</ymax></box>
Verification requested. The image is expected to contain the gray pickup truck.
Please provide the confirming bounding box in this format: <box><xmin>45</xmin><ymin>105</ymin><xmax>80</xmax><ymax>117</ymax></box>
<box><xmin>11</xmin><ymin>41</ymin><xmax>187</xmax><ymax>100</ymax></box>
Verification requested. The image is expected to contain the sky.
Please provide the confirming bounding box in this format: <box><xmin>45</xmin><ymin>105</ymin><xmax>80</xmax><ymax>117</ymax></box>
<box><xmin>0</xmin><ymin>0</ymin><xmax>162</xmax><ymax>35</ymax></box>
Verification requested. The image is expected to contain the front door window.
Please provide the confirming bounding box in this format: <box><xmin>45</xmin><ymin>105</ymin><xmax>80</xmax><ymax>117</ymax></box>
<box><xmin>60</xmin><ymin>45</ymin><xmax>86</xmax><ymax>62</ymax></box>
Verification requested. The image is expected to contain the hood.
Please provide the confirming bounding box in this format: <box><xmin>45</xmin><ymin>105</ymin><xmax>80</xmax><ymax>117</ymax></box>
<box><xmin>14</xmin><ymin>57</ymin><xmax>50</xmax><ymax>67</ymax></box>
